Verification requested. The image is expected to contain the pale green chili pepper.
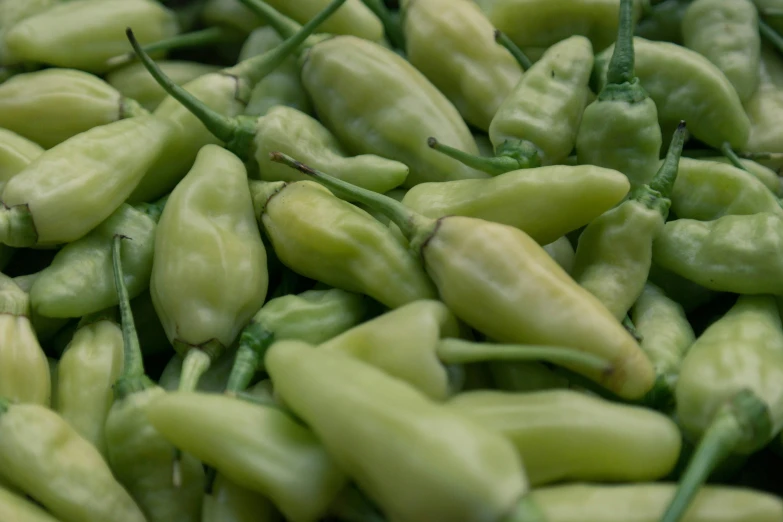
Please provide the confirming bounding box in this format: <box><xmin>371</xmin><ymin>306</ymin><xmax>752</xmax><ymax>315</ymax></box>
<box><xmin>744</xmin><ymin>45</ymin><xmax>783</xmax><ymax>154</ymax></box>
<box><xmin>700</xmin><ymin>156</ymin><xmax>781</xmax><ymax>194</ymax></box>
<box><xmin>11</xmin><ymin>272</ymin><xmax>70</xmax><ymax>345</ymax></box>
<box><xmin>0</xmin><ymin>484</ymin><xmax>63</xmax><ymax>522</ymax></box>
<box><xmin>0</xmin><ymin>0</ymin><xmax>59</xmax><ymax>66</ymax></box>
<box><xmin>543</xmin><ymin>236</ymin><xmax>575</xmax><ymax>274</ymax></box>
<box><xmin>0</xmin><ymin>128</ymin><xmax>43</xmax><ymax>193</ymax></box>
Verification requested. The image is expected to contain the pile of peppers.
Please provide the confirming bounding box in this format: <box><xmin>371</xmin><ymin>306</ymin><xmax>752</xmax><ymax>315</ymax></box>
<box><xmin>1</xmin><ymin>0</ymin><xmax>783</xmax><ymax>520</ymax></box>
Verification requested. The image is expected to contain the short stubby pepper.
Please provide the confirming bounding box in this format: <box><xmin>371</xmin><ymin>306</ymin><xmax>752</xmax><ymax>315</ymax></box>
<box><xmin>593</xmin><ymin>37</ymin><xmax>751</xmax><ymax>149</ymax></box>
<box><xmin>447</xmin><ymin>389</ymin><xmax>682</xmax><ymax>486</ymax></box>
<box><xmin>4</xmin><ymin>0</ymin><xmax>180</xmax><ymax>73</ymax></box>
<box><xmin>400</xmin><ymin>0</ymin><xmax>522</xmax><ymax>131</ymax></box>
<box><xmin>682</xmin><ymin>0</ymin><xmax>761</xmax><ymax>102</ymax></box>
<box><xmin>265</xmin><ymin>339</ymin><xmax>530</xmax><ymax>522</ymax></box>
<box><xmin>652</xmin><ymin>212</ymin><xmax>783</xmax><ymax>294</ymax></box>
<box><xmin>744</xmin><ymin>46</ymin><xmax>783</xmax><ymax>154</ymax></box>
<box><xmin>202</xmin><ymin>473</ymin><xmax>281</xmax><ymax>522</ymax></box>
<box><xmin>151</xmin><ymin>145</ymin><xmax>268</xmax><ymax>393</ymax></box>
<box><xmin>490</xmin><ymin>361</ymin><xmax>570</xmax><ymax>393</ymax></box>
<box><xmin>0</xmin><ymin>128</ymin><xmax>42</xmax><ymax>194</ymax></box>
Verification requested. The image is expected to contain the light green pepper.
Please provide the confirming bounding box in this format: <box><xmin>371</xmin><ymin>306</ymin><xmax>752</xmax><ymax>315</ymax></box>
<box><xmin>682</xmin><ymin>0</ymin><xmax>761</xmax><ymax>102</ymax></box>
<box><xmin>744</xmin><ymin>45</ymin><xmax>783</xmax><ymax>154</ymax></box>
<box><xmin>700</xmin><ymin>156</ymin><xmax>781</xmax><ymax>194</ymax></box>
<box><xmin>151</xmin><ymin>145</ymin><xmax>267</xmax><ymax>392</ymax></box>
<box><xmin>400</xmin><ymin>0</ymin><xmax>522</xmax><ymax>131</ymax></box>
<box><xmin>542</xmin><ymin>236</ymin><xmax>575</xmax><ymax>274</ymax></box>
<box><xmin>447</xmin><ymin>389</ymin><xmax>681</xmax><ymax>486</ymax></box>
<box><xmin>0</xmin><ymin>128</ymin><xmax>42</xmax><ymax>193</ymax></box>
<box><xmin>0</xmin><ymin>484</ymin><xmax>62</xmax><ymax>522</ymax></box>
<box><xmin>55</xmin><ymin>313</ymin><xmax>124</xmax><ymax>457</ymax></box>
<box><xmin>0</xmin><ymin>0</ymin><xmax>59</xmax><ymax>66</ymax></box>
<box><xmin>203</xmin><ymin>473</ymin><xmax>281</xmax><ymax>522</ymax></box>
<box><xmin>11</xmin><ymin>272</ymin><xmax>70</xmax><ymax>345</ymax></box>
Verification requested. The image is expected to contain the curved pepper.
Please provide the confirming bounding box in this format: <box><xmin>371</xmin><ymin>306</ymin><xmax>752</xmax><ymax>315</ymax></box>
<box><xmin>271</xmin><ymin>153</ymin><xmax>655</xmax><ymax>400</ymax></box>
<box><xmin>0</xmin><ymin>114</ymin><xmax>173</xmax><ymax>247</ymax></box>
<box><xmin>447</xmin><ymin>389</ymin><xmax>681</xmax><ymax>486</ymax></box>
<box><xmin>55</xmin><ymin>312</ymin><xmax>124</xmax><ymax>457</ymax></box>
<box><xmin>265</xmin><ymin>339</ymin><xmax>530</xmax><ymax>522</ymax></box>
<box><xmin>203</xmin><ymin>473</ymin><xmax>281</xmax><ymax>522</ymax></box>
<box><xmin>0</xmin><ymin>273</ymin><xmax>49</xmax><ymax>405</ymax></box>
<box><xmin>652</xmin><ymin>212</ymin><xmax>783</xmax><ymax>294</ymax></box>
<box><xmin>0</xmin><ymin>128</ymin><xmax>42</xmax><ymax>194</ymax></box>
<box><xmin>744</xmin><ymin>45</ymin><xmax>783</xmax><ymax>154</ymax></box>
<box><xmin>576</xmin><ymin>0</ymin><xmax>662</xmax><ymax>188</ymax></box>
<box><xmin>682</xmin><ymin>0</ymin><xmax>761</xmax><ymax>102</ymax></box>
<box><xmin>401</xmin><ymin>0</ymin><xmax>522</xmax><ymax>131</ymax></box>
<box><xmin>226</xmin><ymin>287</ymin><xmax>366</xmax><ymax>393</ymax></box>
<box><xmin>105</xmin><ymin>236</ymin><xmax>205</xmax><ymax>522</ymax></box>
<box><xmin>30</xmin><ymin>198</ymin><xmax>163</xmax><ymax>319</ymax></box>
<box><xmin>593</xmin><ymin>37</ymin><xmax>751</xmax><ymax>149</ymax></box>
<box><xmin>661</xmin><ymin>295</ymin><xmax>783</xmax><ymax>522</ymax></box>
<box><xmin>0</xmin><ymin>484</ymin><xmax>62</xmax><ymax>522</ymax></box>
<box><xmin>151</xmin><ymin>145</ymin><xmax>267</xmax><ymax>393</ymax></box>
<box><xmin>5</xmin><ymin>0</ymin><xmax>179</xmax><ymax>73</ymax></box>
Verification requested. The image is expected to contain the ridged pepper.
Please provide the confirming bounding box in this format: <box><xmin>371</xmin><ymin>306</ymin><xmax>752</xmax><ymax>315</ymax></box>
<box><xmin>744</xmin><ymin>46</ymin><xmax>783</xmax><ymax>154</ymax></box>
<box><xmin>271</xmin><ymin>153</ymin><xmax>655</xmax><ymax>400</ymax></box>
<box><xmin>151</xmin><ymin>145</ymin><xmax>267</xmax><ymax>392</ymax></box>
<box><xmin>400</xmin><ymin>0</ymin><xmax>522</xmax><ymax>131</ymax></box>
<box><xmin>447</xmin><ymin>389</ymin><xmax>681</xmax><ymax>486</ymax></box>
<box><xmin>0</xmin><ymin>484</ymin><xmax>62</xmax><ymax>522</ymax></box>
<box><xmin>0</xmin><ymin>128</ymin><xmax>42</xmax><ymax>194</ymax></box>
<box><xmin>203</xmin><ymin>473</ymin><xmax>281</xmax><ymax>522</ymax></box>
<box><xmin>265</xmin><ymin>339</ymin><xmax>530</xmax><ymax>522</ymax></box>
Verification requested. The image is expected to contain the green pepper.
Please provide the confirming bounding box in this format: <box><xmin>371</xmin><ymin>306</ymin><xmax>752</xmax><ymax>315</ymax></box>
<box><xmin>203</xmin><ymin>473</ymin><xmax>281</xmax><ymax>522</ymax></box>
<box><xmin>4</xmin><ymin>0</ymin><xmax>179</xmax><ymax>72</ymax></box>
<box><xmin>400</xmin><ymin>0</ymin><xmax>522</xmax><ymax>131</ymax></box>
<box><xmin>542</xmin><ymin>236</ymin><xmax>575</xmax><ymax>274</ymax></box>
<box><xmin>226</xmin><ymin>287</ymin><xmax>366</xmax><ymax>393</ymax></box>
<box><xmin>577</xmin><ymin>0</ymin><xmax>662</xmax><ymax>189</ymax></box>
<box><xmin>55</xmin><ymin>312</ymin><xmax>124</xmax><ymax>457</ymax></box>
<box><xmin>239</xmin><ymin>0</ymin><xmax>484</xmax><ymax>187</ymax></box>
<box><xmin>29</xmin><ymin>198</ymin><xmax>164</xmax><ymax>319</ymax></box>
<box><xmin>473</xmin><ymin>0</ymin><xmax>643</xmax><ymax>51</ymax></box>
<box><xmin>151</xmin><ymin>145</ymin><xmax>267</xmax><ymax>393</ymax></box>
<box><xmin>593</xmin><ymin>37</ymin><xmax>751</xmax><ymax>149</ymax></box>
<box><xmin>682</xmin><ymin>0</ymin><xmax>761</xmax><ymax>102</ymax></box>
<box><xmin>145</xmin><ymin>391</ymin><xmax>348</xmax><ymax>522</ymax></box>
<box><xmin>0</xmin><ymin>400</ymin><xmax>146</xmax><ymax>522</ymax></box>
<box><xmin>396</xmin><ymin>163</ymin><xmax>630</xmax><ymax>246</ymax></box>
<box><xmin>530</xmin><ymin>483</ymin><xmax>783</xmax><ymax>522</ymax></box>
<box><xmin>106</xmin><ymin>60</ymin><xmax>220</xmax><ymax>112</ymax></box>
<box><xmin>0</xmin><ymin>128</ymin><xmax>42</xmax><ymax>193</ymax></box>
<box><xmin>105</xmin><ymin>236</ymin><xmax>205</xmax><ymax>522</ymax></box>
<box><xmin>0</xmin><ymin>114</ymin><xmax>173</xmax><ymax>248</ymax></box>
<box><xmin>699</xmin><ymin>156</ymin><xmax>781</xmax><ymax>194</ymax></box>
<box><xmin>631</xmin><ymin>282</ymin><xmax>695</xmax><ymax>409</ymax></box>
<box><xmin>660</xmin><ymin>295</ymin><xmax>783</xmax><ymax>522</ymax></box>
<box><xmin>12</xmin><ymin>272</ymin><xmax>70</xmax><ymax>345</ymax></box>
<box><xmin>0</xmin><ymin>0</ymin><xmax>58</xmax><ymax>67</ymax></box>
<box><xmin>238</xmin><ymin>26</ymin><xmax>312</xmax><ymax>117</ymax></box>
<box><xmin>0</xmin><ymin>484</ymin><xmax>62</xmax><ymax>522</ymax></box>
<box><xmin>744</xmin><ymin>45</ymin><xmax>783</xmax><ymax>154</ymax></box>
<box><xmin>249</xmin><ymin>179</ymin><xmax>437</xmax><ymax>309</ymax></box>
<box><xmin>271</xmin><ymin>153</ymin><xmax>655</xmax><ymax>400</ymax></box>
<box><xmin>572</xmin><ymin>121</ymin><xmax>686</xmax><ymax>320</ymax></box>
<box><xmin>635</xmin><ymin>0</ymin><xmax>689</xmax><ymax>44</ymax></box>
<box><xmin>652</xmin><ymin>212</ymin><xmax>783</xmax><ymax>294</ymax></box>
<box><xmin>447</xmin><ymin>389</ymin><xmax>681</xmax><ymax>486</ymax></box>
<box><xmin>265</xmin><ymin>339</ymin><xmax>531</xmax><ymax>522</ymax></box>
<box><xmin>0</xmin><ymin>273</ymin><xmax>49</xmax><ymax>405</ymax></box>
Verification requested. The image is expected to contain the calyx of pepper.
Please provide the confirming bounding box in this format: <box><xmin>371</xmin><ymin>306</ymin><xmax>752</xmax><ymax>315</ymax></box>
<box><xmin>427</xmin><ymin>136</ymin><xmax>540</xmax><ymax>176</ymax></box>
<box><xmin>0</xmin><ymin>204</ymin><xmax>37</xmax><ymax>248</ymax></box>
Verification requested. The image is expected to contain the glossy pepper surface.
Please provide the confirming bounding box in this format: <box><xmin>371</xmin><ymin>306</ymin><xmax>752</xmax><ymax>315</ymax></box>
<box><xmin>0</xmin><ymin>128</ymin><xmax>42</xmax><ymax>195</ymax></box>
<box><xmin>400</xmin><ymin>0</ymin><xmax>522</xmax><ymax>131</ymax></box>
<box><xmin>265</xmin><ymin>339</ymin><xmax>529</xmax><ymax>522</ymax></box>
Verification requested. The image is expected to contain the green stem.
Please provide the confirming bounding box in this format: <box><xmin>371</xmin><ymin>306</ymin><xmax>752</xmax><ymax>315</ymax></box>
<box><xmin>0</xmin><ymin>205</ymin><xmax>37</xmax><ymax>248</ymax></box>
<box><xmin>427</xmin><ymin>137</ymin><xmax>521</xmax><ymax>175</ymax></box>
<box><xmin>107</xmin><ymin>27</ymin><xmax>232</xmax><ymax>68</ymax></box>
<box><xmin>225</xmin><ymin>324</ymin><xmax>275</xmax><ymax>393</ymax></box>
<box><xmin>435</xmin><ymin>339</ymin><xmax>613</xmax><ymax>373</ymax></box>
<box><xmin>720</xmin><ymin>142</ymin><xmax>750</xmax><ymax>173</ymax></box>
<box><xmin>178</xmin><ymin>349</ymin><xmax>213</xmax><ymax>393</ymax></box>
<box><xmin>648</xmin><ymin>120</ymin><xmax>687</xmax><ymax>197</ymax></box>
<box><xmin>739</xmin><ymin>151</ymin><xmax>783</xmax><ymax>162</ymax></box>
<box><xmin>236</xmin><ymin>0</ymin><xmax>312</xmax><ymax>40</ymax></box>
<box><xmin>361</xmin><ymin>0</ymin><xmax>405</xmax><ymax>50</ymax></box>
<box><xmin>606</xmin><ymin>0</ymin><xmax>635</xmax><ymax>85</ymax></box>
<box><xmin>268</xmin><ymin>151</ymin><xmax>433</xmax><ymax>243</ymax></box>
<box><xmin>760</xmin><ymin>19</ymin><xmax>783</xmax><ymax>57</ymax></box>
<box><xmin>494</xmin><ymin>30</ymin><xmax>532</xmax><ymax>70</ymax></box>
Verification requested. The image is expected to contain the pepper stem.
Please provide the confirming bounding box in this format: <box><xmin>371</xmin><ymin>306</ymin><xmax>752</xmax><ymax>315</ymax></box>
<box><xmin>362</xmin><ymin>0</ymin><xmax>405</xmax><ymax>50</ymax></box>
<box><xmin>225</xmin><ymin>324</ymin><xmax>275</xmax><ymax>394</ymax></box>
<box><xmin>660</xmin><ymin>390</ymin><xmax>772</xmax><ymax>522</ymax></box>
<box><xmin>435</xmin><ymin>339</ymin><xmax>613</xmax><ymax>373</ymax></box>
<box><xmin>759</xmin><ymin>19</ymin><xmax>783</xmax><ymax>57</ymax></box>
<box><xmin>606</xmin><ymin>0</ymin><xmax>635</xmax><ymax>85</ymax></box>
<box><xmin>0</xmin><ymin>205</ymin><xmax>37</xmax><ymax>248</ymax></box>
<box><xmin>178</xmin><ymin>349</ymin><xmax>213</xmax><ymax>393</ymax></box>
<box><xmin>647</xmin><ymin>120</ymin><xmax>687</xmax><ymax>197</ymax></box>
<box><xmin>107</xmin><ymin>26</ymin><xmax>232</xmax><ymax>68</ymax></box>
<box><xmin>720</xmin><ymin>142</ymin><xmax>750</xmax><ymax>173</ymax></box>
<box><xmin>427</xmin><ymin>137</ymin><xmax>535</xmax><ymax>175</ymax></box>
<box><xmin>494</xmin><ymin>30</ymin><xmax>533</xmax><ymax>70</ymax></box>
<box><xmin>268</xmin><ymin>151</ymin><xmax>434</xmax><ymax>245</ymax></box>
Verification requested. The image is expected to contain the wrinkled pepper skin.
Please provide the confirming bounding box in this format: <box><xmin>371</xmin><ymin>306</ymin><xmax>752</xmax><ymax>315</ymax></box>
<box><xmin>302</xmin><ymin>36</ymin><xmax>486</xmax><ymax>187</ymax></box>
<box><xmin>0</xmin><ymin>485</ymin><xmax>61</xmax><ymax>522</ymax></box>
<box><xmin>653</xmin><ymin>213</ymin><xmax>783</xmax><ymax>294</ymax></box>
<box><xmin>744</xmin><ymin>46</ymin><xmax>783</xmax><ymax>154</ymax></box>
<box><xmin>489</xmin><ymin>36</ymin><xmax>594</xmax><ymax>166</ymax></box>
<box><xmin>30</xmin><ymin>203</ymin><xmax>159</xmax><ymax>318</ymax></box>
<box><xmin>0</xmin><ymin>128</ymin><xmax>42</xmax><ymax>194</ymax></box>
<box><xmin>448</xmin><ymin>390</ymin><xmax>681</xmax><ymax>486</ymax></box>
<box><xmin>151</xmin><ymin>145</ymin><xmax>267</xmax><ymax>353</ymax></box>
<box><xmin>265</xmin><ymin>340</ymin><xmax>527</xmax><ymax>522</ymax></box>
<box><xmin>253</xmin><ymin>106</ymin><xmax>408</xmax><ymax>193</ymax></box>
<box><xmin>4</xmin><ymin>0</ymin><xmax>179</xmax><ymax>73</ymax></box>
<box><xmin>682</xmin><ymin>0</ymin><xmax>761</xmax><ymax>102</ymax></box>
<box><xmin>56</xmin><ymin>317</ymin><xmax>124</xmax><ymax>457</ymax></box>
<box><xmin>106</xmin><ymin>60</ymin><xmax>220</xmax><ymax>112</ymax></box>
<box><xmin>238</xmin><ymin>27</ymin><xmax>312</xmax><ymax>117</ymax></box>
<box><xmin>0</xmin><ymin>274</ymin><xmax>49</xmax><ymax>405</ymax></box>
<box><xmin>0</xmin><ymin>403</ymin><xmax>146</xmax><ymax>522</ymax></box>
<box><xmin>252</xmin><ymin>180</ymin><xmax>436</xmax><ymax>308</ymax></box>
<box><xmin>399</xmin><ymin>164</ymin><xmax>630</xmax><ymax>246</ymax></box>
<box><xmin>670</xmin><ymin>158</ymin><xmax>783</xmax><ymax>220</ymax></box>
<box><xmin>0</xmin><ymin>69</ymin><xmax>147</xmax><ymax>149</ymax></box>
<box><xmin>0</xmin><ymin>0</ymin><xmax>59</xmax><ymax>66</ymax></box>
<box><xmin>529</xmin><ymin>483</ymin><xmax>783</xmax><ymax>522</ymax></box>
<box><xmin>145</xmin><ymin>392</ymin><xmax>347</xmax><ymax>522</ymax></box>
<box><xmin>0</xmin><ymin>115</ymin><xmax>172</xmax><ymax>247</ymax></box>
<box><xmin>594</xmin><ymin>37</ymin><xmax>751</xmax><ymax>149</ymax></box>
<box><xmin>473</xmin><ymin>0</ymin><xmax>643</xmax><ymax>51</ymax></box>
<box><xmin>203</xmin><ymin>473</ymin><xmax>281</xmax><ymax>522</ymax></box>
<box><xmin>401</xmin><ymin>0</ymin><xmax>522</xmax><ymax>131</ymax></box>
